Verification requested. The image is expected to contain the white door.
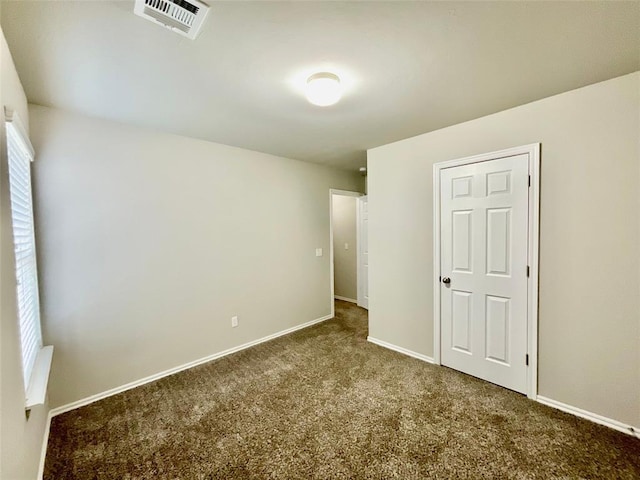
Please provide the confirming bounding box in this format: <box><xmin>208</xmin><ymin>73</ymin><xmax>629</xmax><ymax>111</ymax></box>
<box><xmin>440</xmin><ymin>154</ymin><xmax>529</xmax><ymax>394</ymax></box>
<box><xmin>357</xmin><ymin>196</ymin><xmax>369</xmax><ymax>309</ymax></box>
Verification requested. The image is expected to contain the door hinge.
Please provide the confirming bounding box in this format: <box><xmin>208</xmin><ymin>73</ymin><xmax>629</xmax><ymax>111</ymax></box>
<box><xmin>526</xmin><ymin>354</ymin><xmax>529</xmax><ymax>366</ymax></box>
<box><xmin>528</xmin><ymin>175</ymin><xmax>531</xmax><ymax>187</ymax></box>
<box><xmin>526</xmin><ymin>266</ymin><xmax>530</xmax><ymax>277</ymax></box>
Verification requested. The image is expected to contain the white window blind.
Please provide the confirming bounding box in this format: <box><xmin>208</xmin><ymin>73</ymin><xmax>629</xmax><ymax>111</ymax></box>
<box><xmin>6</xmin><ymin>118</ymin><xmax>43</xmax><ymax>390</ymax></box>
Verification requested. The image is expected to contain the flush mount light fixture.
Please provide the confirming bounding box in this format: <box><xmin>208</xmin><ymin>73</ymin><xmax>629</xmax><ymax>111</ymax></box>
<box><xmin>306</xmin><ymin>72</ymin><xmax>342</xmax><ymax>106</ymax></box>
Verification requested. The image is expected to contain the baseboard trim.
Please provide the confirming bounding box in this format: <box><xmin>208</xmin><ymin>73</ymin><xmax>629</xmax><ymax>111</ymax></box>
<box><xmin>367</xmin><ymin>336</ymin><xmax>434</xmax><ymax>364</ymax></box>
<box><xmin>536</xmin><ymin>395</ymin><xmax>640</xmax><ymax>438</ymax></box>
<box><xmin>37</xmin><ymin>409</ymin><xmax>52</xmax><ymax>480</ymax></box>
<box><xmin>50</xmin><ymin>313</ymin><xmax>334</xmax><ymax>418</ymax></box>
<box><xmin>334</xmin><ymin>295</ymin><xmax>357</xmax><ymax>304</ymax></box>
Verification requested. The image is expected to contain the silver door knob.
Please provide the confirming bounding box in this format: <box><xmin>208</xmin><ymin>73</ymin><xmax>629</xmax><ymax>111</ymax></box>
<box><xmin>442</xmin><ymin>277</ymin><xmax>451</xmax><ymax>284</ymax></box>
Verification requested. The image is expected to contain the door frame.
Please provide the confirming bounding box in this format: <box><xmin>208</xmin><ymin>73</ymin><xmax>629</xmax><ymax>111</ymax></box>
<box><xmin>329</xmin><ymin>189</ymin><xmax>364</xmax><ymax>318</ymax></box>
<box><xmin>432</xmin><ymin>143</ymin><xmax>540</xmax><ymax>399</ymax></box>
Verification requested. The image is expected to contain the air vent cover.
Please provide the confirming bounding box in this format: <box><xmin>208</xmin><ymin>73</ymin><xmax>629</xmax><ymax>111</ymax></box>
<box><xmin>134</xmin><ymin>0</ymin><xmax>210</xmax><ymax>40</ymax></box>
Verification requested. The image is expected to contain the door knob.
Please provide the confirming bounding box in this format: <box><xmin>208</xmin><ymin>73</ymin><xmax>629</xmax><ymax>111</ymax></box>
<box><xmin>442</xmin><ymin>277</ymin><xmax>451</xmax><ymax>284</ymax></box>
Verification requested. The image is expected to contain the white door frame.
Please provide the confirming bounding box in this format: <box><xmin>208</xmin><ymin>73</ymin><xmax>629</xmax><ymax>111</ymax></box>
<box><xmin>329</xmin><ymin>189</ymin><xmax>363</xmax><ymax>317</ymax></box>
<box><xmin>433</xmin><ymin>143</ymin><xmax>540</xmax><ymax>399</ymax></box>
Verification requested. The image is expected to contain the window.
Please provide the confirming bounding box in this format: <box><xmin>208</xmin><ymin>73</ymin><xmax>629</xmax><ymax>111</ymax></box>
<box><xmin>5</xmin><ymin>110</ymin><xmax>51</xmax><ymax>407</ymax></box>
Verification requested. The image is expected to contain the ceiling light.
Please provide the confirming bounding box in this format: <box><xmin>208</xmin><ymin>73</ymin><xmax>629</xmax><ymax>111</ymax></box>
<box><xmin>306</xmin><ymin>72</ymin><xmax>342</xmax><ymax>107</ymax></box>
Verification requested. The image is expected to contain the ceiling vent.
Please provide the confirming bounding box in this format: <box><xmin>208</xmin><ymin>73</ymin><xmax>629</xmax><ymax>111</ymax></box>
<box><xmin>134</xmin><ymin>0</ymin><xmax>210</xmax><ymax>40</ymax></box>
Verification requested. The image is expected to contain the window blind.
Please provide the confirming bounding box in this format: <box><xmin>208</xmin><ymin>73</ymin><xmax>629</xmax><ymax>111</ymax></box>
<box><xmin>6</xmin><ymin>120</ymin><xmax>42</xmax><ymax>389</ymax></box>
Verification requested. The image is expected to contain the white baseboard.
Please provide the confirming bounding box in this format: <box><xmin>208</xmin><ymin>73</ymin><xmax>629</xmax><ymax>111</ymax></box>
<box><xmin>37</xmin><ymin>409</ymin><xmax>53</xmax><ymax>480</ymax></box>
<box><xmin>334</xmin><ymin>295</ymin><xmax>357</xmax><ymax>304</ymax></box>
<box><xmin>50</xmin><ymin>313</ymin><xmax>334</xmax><ymax>418</ymax></box>
<box><xmin>367</xmin><ymin>336</ymin><xmax>434</xmax><ymax>364</ymax></box>
<box><xmin>536</xmin><ymin>395</ymin><xmax>640</xmax><ymax>438</ymax></box>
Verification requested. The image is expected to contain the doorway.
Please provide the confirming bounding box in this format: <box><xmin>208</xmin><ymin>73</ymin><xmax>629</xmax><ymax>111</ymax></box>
<box><xmin>329</xmin><ymin>190</ymin><xmax>366</xmax><ymax>316</ymax></box>
<box><xmin>433</xmin><ymin>144</ymin><xmax>540</xmax><ymax>398</ymax></box>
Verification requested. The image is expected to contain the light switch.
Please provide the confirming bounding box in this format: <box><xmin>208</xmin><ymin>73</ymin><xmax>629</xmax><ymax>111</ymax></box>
<box><xmin>315</xmin><ymin>248</ymin><xmax>323</xmax><ymax>257</ymax></box>
<box><xmin>344</xmin><ymin>243</ymin><xmax>349</xmax><ymax>250</ymax></box>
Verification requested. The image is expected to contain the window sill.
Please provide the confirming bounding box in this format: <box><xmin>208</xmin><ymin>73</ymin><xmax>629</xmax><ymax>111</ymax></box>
<box><xmin>25</xmin><ymin>346</ymin><xmax>53</xmax><ymax>409</ymax></box>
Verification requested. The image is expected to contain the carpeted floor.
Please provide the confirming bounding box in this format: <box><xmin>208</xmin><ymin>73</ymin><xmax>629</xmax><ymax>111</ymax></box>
<box><xmin>45</xmin><ymin>300</ymin><xmax>640</xmax><ymax>479</ymax></box>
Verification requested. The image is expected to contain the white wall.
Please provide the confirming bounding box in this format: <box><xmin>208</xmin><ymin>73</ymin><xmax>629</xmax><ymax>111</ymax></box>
<box><xmin>368</xmin><ymin>72</ymin><xmax>640</xmax><ymax>427</ymax></box>
<box><xmin>332</xmin><ymin>195</ymin><xmax>358</xmax><ymax>301</ymax></box>
<box><xmin>28</xmin><ymin>105</ymin><xmax>363</xmax><ymax>409</ymax></box>
<box><xmin>0</xmin><ymin>29</ymin><xmax>49</xmax><ymax>480</ymax></box>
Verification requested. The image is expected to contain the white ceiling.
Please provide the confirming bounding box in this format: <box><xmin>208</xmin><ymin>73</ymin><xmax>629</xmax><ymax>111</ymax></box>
<box><xmin>2</xmin><ymin>1</ymin><xmax>639</xmax><ymax>170</ymax></box>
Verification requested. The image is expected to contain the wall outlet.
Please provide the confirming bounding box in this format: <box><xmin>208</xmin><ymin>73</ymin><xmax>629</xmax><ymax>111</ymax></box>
<box><xmin>315</xmin><ymin>248</ymin><xmax>323</xmax><ymax>257</ymax></box>
<box><xmin>231</xmin><ymin>316</ymin><xmax>238</xmax><ymax>328</ymax></box>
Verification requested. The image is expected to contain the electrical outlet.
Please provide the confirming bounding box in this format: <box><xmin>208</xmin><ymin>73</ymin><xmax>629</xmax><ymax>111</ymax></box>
<box><xmin>231</xmin><ymin>316</ymin><xmax>238</xmax><ymax>328</ymax></box>
<box><xmin>315</xmin><ymin>248</ymin><xmax>323</xmax><ymax>257</ymax></box>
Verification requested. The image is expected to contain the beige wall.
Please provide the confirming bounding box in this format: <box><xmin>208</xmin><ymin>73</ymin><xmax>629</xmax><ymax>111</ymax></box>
<box><xmin>28</xmin><ymin>104</ymin><xmax>363</xmax><ymax>408</ymax></box>
<box><xmin>368</xmin><ymin>72</ymin><xmax>640</xmax><ymax>427</ymax></box>
<box><xmin>332</xmin><ymin>195</ymin><xmax>358</xmax><ymax>301</ymax></box>
<box><xmin>0</xmin><ymin>29</ymin><xmax>49</xmax><ymax>480</ymax></box>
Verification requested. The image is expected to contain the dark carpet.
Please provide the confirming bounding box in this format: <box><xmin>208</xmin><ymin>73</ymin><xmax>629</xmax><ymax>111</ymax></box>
<box><xmin>45</xmin><ymin>301</ymin><xmax>640</xmax><ymax>479</ymax></box>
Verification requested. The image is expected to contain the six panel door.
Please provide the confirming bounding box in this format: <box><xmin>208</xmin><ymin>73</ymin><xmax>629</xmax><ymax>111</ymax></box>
<box><xmin>440</xmin><ymin>154</ymin><xmax>529</xmax><ymax>394</ymax></box>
